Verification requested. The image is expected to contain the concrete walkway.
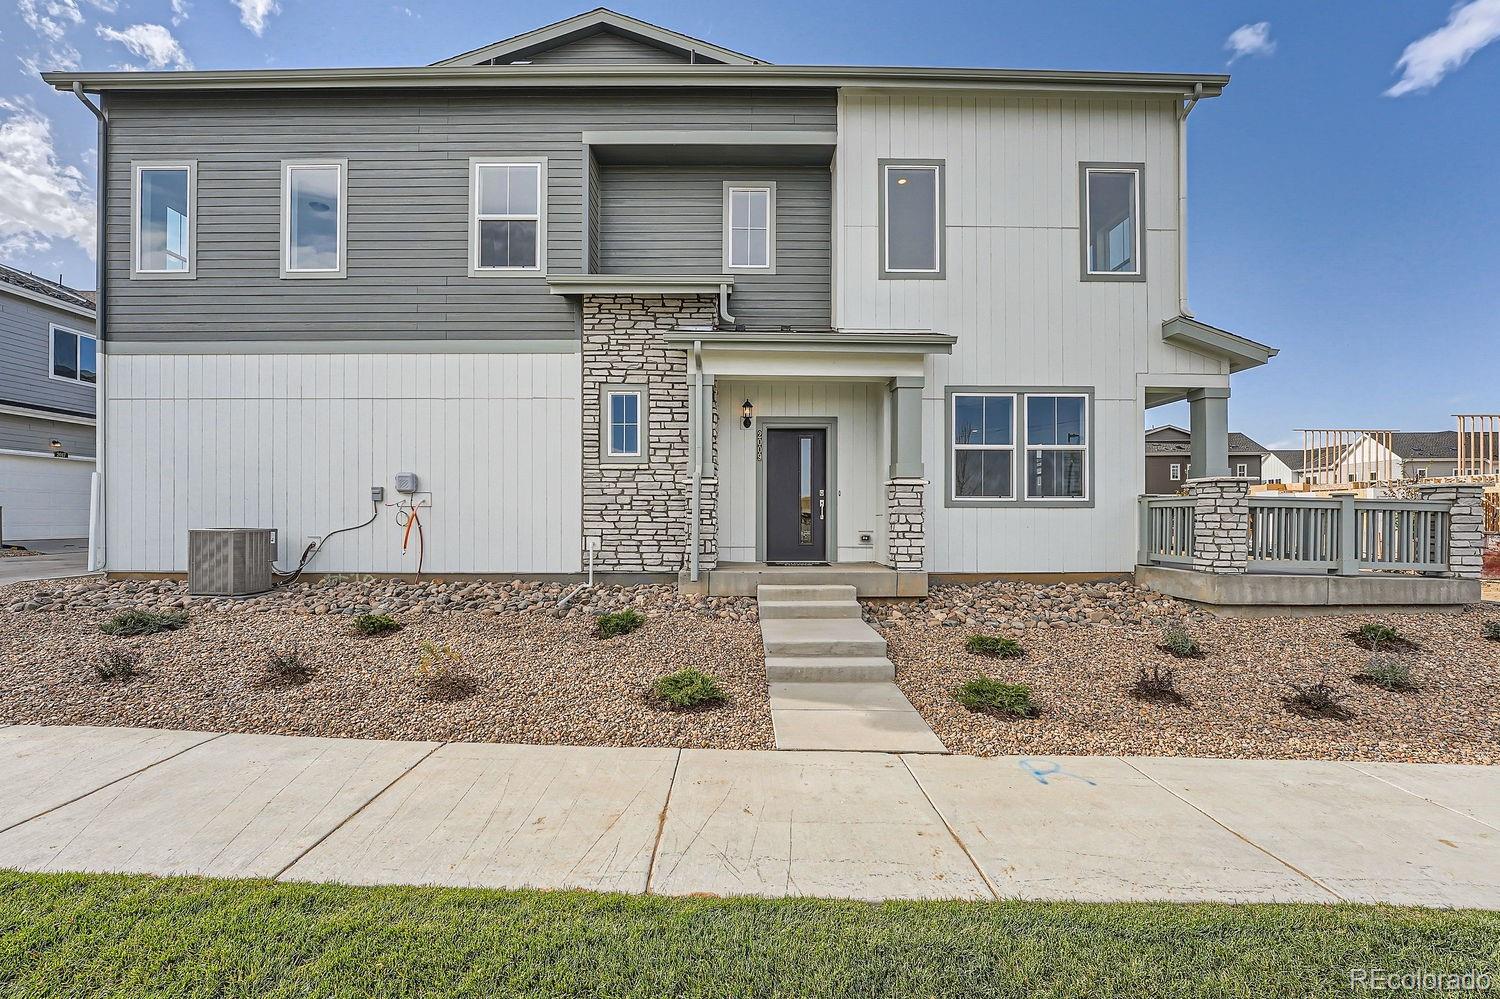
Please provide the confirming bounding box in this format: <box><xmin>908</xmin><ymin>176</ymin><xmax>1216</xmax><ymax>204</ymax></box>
<box><xmin>758</xmin><ymin>584</ymin><xmax>945</xmax><ymax>753</ymax></box>
<box><xmin>0</xmin><ymin>538</ymin><xmax>91</xmax><ymax>588</ymax></box>
<box><xmin>2</xmin><ymin>724</ymin><xmax>1497</xmax><ymax>907</ymax></box>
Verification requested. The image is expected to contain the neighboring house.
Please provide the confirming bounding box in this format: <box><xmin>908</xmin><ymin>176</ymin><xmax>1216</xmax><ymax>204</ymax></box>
<box><xmin>1144</xmin><ymin>425</ymin><xmax>1268</xmax><ymax>494</ymax></box>
<box><xmin>1261</xmin><ymin>449</ymin><xmax>1302</xmax><ymax>485</ymax></box>
<box><xmin>0</xmin><ymin>264</ymin><xmax>97</xmax><ymax>542</ymax></box>
<box><xmin>44</xmin><ymin>7</ymin><xmax>1275</xmax><ymax>580</ymax></box>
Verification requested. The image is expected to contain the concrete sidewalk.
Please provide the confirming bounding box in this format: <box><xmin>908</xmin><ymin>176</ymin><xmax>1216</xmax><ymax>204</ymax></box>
<box><xmin>1</xmin><ymin>724</ymin><xmax>1496</xmax><ymax>907</ymax></box>
<box><xmin>0</xmin><ymin>538</ymin><xmax>92</xmax><ymax>588</ymax></box>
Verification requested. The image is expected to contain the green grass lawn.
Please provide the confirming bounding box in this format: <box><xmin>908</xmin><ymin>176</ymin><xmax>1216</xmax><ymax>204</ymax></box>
<box><xmin>2</xmin><ymin>870</ymin><xmax>1497</xmax><ymax>998</ymax></box>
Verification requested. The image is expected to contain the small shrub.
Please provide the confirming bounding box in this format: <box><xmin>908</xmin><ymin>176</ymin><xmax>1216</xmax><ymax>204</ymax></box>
<box><xmin>414</xmin><ymin>640</ymin><xmax>478</xmax><ymax>702</ymax></box>
<box><xmin>954</xmin><ymin>678</ymin><xmax>1037</xmax><ymax>718</ymax></box>
<box><xmin>1286</xmin><ymin>679</ymin><xmax>1350</xmax><ymax>719</ymax></box>
<box><xmin>94</xmin><ymin>647</ymin><xmax>139</xmax><ymax>682</ymax></box>
<box><xmin>353</xmin><ymin>612</ymin><xmax>401</xmax><ymax>637</ymax></box>
<box><xmin>263</xmin><ymin>649</ymin><xmax>315</xmax><ymax>687</ymax></box>
<box><xmin>1358</xmin><ymin>653</ymin><xmax>1414</xmax><ymax>692</ymax></box>
<box><xmin>1350</xmin><ymin>623</ymin><xmax>1405</xmax><ymax>652</ymax></box>
<box><xmin>1131</xmin><ymin>664</ymin><xmax>1183</xmax><ymax>704</ymax></box>
<box><xmin>596</xmin><ymin>608</ymin><xmax>645</xmax><ymax>638</ymax></box>
<box><xmin>99</xmin><ymin>609</ymin><xmax>187</xmax><ymax>637</ymax></box>
<box><xmin>965</xmin><ymin>634</ymin><xmax>1024</xmax><ymax>659</ymax></box>
<box><xmin>1483</xmin><ymin>620</ymin><xmax>1500</xmax><ymax>642</ymax></box>
<box><xmin>1159</xmin><ymin>625</ymin><xmax>1203</xmax><ymax>659</ymax></box>
<box><xmin>652</xmin><ymin>669</ymin><xmax>727</xmax><ymax>710</ymax></box>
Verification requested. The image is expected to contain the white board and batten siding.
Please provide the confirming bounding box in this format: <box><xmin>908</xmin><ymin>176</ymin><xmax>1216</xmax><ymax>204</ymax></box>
<box><xmin>836</xmin><ymin>92</ymin><xmax>1230</xmax><ymax>573</ymax></box>
<box><xmin>715</xmin><ymin>380</ymin><xmax>888</xmax><ymax>564</ymax></box>
<box><xmin>105</xmin><ymin>352</ymin><xmax>581</xmax><ymax>574</ymax></box>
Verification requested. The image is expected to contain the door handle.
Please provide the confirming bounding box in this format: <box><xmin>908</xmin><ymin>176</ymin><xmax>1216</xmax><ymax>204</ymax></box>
<box><xmin>819</xmin><ymin>498</ymin><xmax>826</xmax><ymax>520</ymax></box>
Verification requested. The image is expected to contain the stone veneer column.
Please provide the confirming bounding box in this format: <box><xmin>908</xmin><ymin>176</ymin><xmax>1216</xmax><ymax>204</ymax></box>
<box><xmin>885</xmin><ymin>479</ymin><xmax>926</xmax><ymax>571</ymax></box>
<box><xmin>581</xmin><ymin>294</ymin><xmax>718</xmax><ymax>573</ymax></box>
<box><xmin>1185</xmin><ymin>476</ymin><xmax>1250</xmax><ymax>574</ymax></box>
<box><xmin>1417</xmin><ymin>482</ymin><xmax>1485</xmax><ymax>579</ymax></box>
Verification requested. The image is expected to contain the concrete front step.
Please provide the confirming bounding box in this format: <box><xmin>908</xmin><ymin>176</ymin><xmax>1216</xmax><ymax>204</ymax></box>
<box><xmin>760</xmin><ymin>618</ymin><xmax>888</xmax><ymax>659</ymax></box>
<box><xmin>755</xmin><ymin>584</ymin><xmax>857</xmax><ymax>603</ymax></box>
<box><xmin>758</xmin><ymin>599</ymin><xmax>862</xmax><ymax>621</ymax></box>
<box><xmin>765</xmin><ymin>656</ymin><xmax>895</xmax><ymax>682</ymax></box>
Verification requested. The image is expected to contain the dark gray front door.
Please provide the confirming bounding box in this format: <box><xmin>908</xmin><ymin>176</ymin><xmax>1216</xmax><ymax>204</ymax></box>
<box><xmin>765</xmin><ymin>428</ymin><xmax>827</xmax><ymax>563</ymax></box>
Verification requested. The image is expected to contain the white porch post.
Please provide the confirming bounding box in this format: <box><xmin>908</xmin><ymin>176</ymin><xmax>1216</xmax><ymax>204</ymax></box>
<box><xmin>1187</xmin><ymin>386</ymin><xmax>1230</xmax><ymax>479</ymax></box>
<box><xmin>885</xmin><ymin>376</ymin><xmax>926</xmax><ymax>571</ymax></box>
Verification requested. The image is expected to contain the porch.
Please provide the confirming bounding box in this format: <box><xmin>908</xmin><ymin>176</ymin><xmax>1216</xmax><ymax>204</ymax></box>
<box><xmin>1137</xmin><ymin>479</ymin><xmax>1486</xmax><ymax>612</ymax></box>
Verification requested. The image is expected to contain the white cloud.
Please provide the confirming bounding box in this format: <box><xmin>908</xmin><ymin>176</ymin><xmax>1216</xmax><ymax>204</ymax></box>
<box><xmin>1225</xmin><ymin>22</ymin><xmax>1276</xmax><ymax>63</ymax></box>
<box><xmin>18</xmin><ymin>39</ymin><xmax>81</xmax><ymax>79</ymax></box>
<box><xmin>233</xmin><ymin>0</ymin><xmax>280</xmax><ymax>36</ymax></box>
<box><xmin>0</xmin><ymin>98</ymin><xmax>95</xmax><ymax>259</ymax></box>
<box><xmin>171</xmin><ymin>0</ymin><xmax>192</xmax><ymax>25</ymax></box>
<box><xmin>17</xmin><ymin>0</ymin><xmax>84</xmax><ymax>42</ymax></box>
<box><xmin>1386</xmin><ymin>0</ymin><xmax>1500</xmax><ymax>96</ymax></box>
<box><xmin>96</xmin><ymin>23</ymin><xmax>194</xmax><ymax>70</ymax></box>
<box><xmin>84</xmin><ymin>0</ymin><xmax>119</xmax><ymax>12</ymax></box>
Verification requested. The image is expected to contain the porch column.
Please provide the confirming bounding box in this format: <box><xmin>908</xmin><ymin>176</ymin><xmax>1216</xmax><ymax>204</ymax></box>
<box><xmin>1187</xmin><ymin>386</ymin><xmax>1231</xmax><ymax>478</ymax></box>
<box><xmin>886</xmin><ymin>376</ymin><xmax>926</xmax><ymax>572</ymax></box>
<box><xmin>691</xmin><ymin>372</ymin><xmax>718</xmax><ymax>571</ymax></box>
<box><xmin>1185</xmin><ymin>477</ymin><xmax>1250</xmax><ymax>574</ymax></box>
<box><xmin>1417</xmin><ymin>482</ymin><xmax>1484</xmax><ymax>579</ymax></box>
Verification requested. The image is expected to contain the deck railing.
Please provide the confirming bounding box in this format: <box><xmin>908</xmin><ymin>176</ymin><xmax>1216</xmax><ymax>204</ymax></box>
<box><xmin>1141</xmin><ymin>494</ymin><xmax>1453</xmax><ymax>576</ymax></box>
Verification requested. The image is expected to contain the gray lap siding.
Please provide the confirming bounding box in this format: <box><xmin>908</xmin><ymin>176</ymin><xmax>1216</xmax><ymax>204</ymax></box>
<box><xmin>103</xmin><ymin>88</ymin><xmax>837</xmax><ymax>344</ymax></box>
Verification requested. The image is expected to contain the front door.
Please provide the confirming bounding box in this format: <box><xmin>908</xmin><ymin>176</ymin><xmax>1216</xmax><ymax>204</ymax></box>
<box><xmin>765</xmin><ymin>428</ymin><xmax>828</xmax><ymax>563</ymax></box>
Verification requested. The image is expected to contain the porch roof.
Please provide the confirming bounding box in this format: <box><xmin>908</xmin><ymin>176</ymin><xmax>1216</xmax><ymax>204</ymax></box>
<box><xmin>659</xmin><ymin>329</ymin><xmax>956</xmax><ymax>354</ymax></box>
<box><xmin>1161</xmin><ymin>315</ymin><xmax>1277</xmax><ymax>373</ymax></box>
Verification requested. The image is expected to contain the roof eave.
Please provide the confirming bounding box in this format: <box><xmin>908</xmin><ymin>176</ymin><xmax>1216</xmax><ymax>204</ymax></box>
<box><xmin>1162</xmin><ymin>315</ymin><xmax>1277</xmax><ymax>374</ymax></box>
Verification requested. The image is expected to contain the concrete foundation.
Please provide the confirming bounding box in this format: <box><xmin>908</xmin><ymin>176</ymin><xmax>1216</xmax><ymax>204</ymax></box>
<box><xmin>1136</xmin><ymin>563</ymin><xmax>1481</xmax><ymax>615</ymax></box>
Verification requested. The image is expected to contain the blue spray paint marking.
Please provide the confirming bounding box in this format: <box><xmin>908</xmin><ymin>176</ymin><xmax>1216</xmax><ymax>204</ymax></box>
<box><xmin>1019</xmin><ymin>757</ymin><xmax>1097</xmax><ymax>787</ymax></box>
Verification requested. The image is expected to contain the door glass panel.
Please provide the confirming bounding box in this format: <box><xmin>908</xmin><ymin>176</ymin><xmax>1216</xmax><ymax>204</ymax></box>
<box><xmin>799</xmin><ymin>435</ymin><xmax>813</xmax><ymax>546</ymax></box>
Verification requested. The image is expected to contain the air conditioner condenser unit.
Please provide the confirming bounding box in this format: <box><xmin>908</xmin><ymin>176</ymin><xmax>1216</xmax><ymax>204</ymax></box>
<box><xmin>188</xmin><ymin>528</ymin><xmax>278</xmax><ymax>596</ymax></box>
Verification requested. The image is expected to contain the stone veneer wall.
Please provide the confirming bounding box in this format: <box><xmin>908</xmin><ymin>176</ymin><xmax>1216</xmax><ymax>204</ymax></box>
<box><xmin>1417</xmin><ymin>483</ymin><xmax>1485</xmax><ymax>579</ymax></box>
<box><xmin>1185</xmin><ymin>477</ymin><xmax>1251</xmax><ymax>574</ymax></box>
<box><xmin>582</xmin><ymin>294</ymin><xmax>718</xmax><ymax>573</ymax></box>
<box><xmin>885</xmin><ymin>479</ymin><xmax>926</xmax><ymax>570</ymax></box>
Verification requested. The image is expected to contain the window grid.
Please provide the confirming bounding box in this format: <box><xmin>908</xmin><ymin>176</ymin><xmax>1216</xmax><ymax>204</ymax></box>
<box><xmin>1169</xmin><ymin>463</ymin><xmax>1182</xmax><ymax>481</ymax></box>
<box><xmin>606</xmin><ymin>390</ymin><xmax>642</xmax><ymax>458</ymax></box>
<box><xmin>950</xmin><ymin>392</ymin><xmax>1015</xmax><ymax>502</ymax></box>
<box><xmin>726</xmin><ymin>186</ymin><xmax>771</xmax><ymax>269</ymax></box>
<box><xmin>1024</xmin><ymin>394</ymin><xmax>1089</xmax><ymax>501</ymax></box>
<box><xmin>472</xmin><ymin>161</ymin><xmax>543</xmax><ymax>272</ymax></box>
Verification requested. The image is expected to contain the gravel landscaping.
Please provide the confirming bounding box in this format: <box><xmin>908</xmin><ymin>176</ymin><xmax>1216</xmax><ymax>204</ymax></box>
<box><xmin>874</xmin><ymin>582</ymin><xmax>1500</xmax><ymax>764</ymax></box>
<box><xmin>0</xmin><ymin>578</ymin><xmax>770</xmax><ymax>750</ymax></box>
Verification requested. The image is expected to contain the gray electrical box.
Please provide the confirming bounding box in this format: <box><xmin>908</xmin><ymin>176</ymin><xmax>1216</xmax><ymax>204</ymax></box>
<box><xmin>188</xmin><ymin>528</ymin><xmax>277</xmax><ymax>596</ymax></box>
<box><xmin>394</xmin><ymin>472</ymin><xmax>419</xmax><ymax>494</ymax></box>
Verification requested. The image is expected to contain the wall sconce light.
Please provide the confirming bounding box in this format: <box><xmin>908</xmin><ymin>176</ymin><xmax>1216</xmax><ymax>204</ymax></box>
<box><xmin>49</xmin><ymin>440</ymin><xmax>62</xmax><ymax>451</ymax></box>
<box><xmin>741</xmin><ymin>399</ymin><xmax>754</xmax><ymax>429</ymax></box>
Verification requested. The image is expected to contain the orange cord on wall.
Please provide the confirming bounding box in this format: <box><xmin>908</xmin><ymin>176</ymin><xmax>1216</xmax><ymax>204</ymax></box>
<box><xmin>392</xmin><ymin>501</ymin><xmax>427</xmax><ymax>580</ymax></box>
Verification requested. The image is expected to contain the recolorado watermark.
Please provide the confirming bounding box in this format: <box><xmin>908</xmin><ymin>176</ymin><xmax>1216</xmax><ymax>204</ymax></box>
<box><xmin>1351</xmin><ymin>969</ymin><xmax>1493</xmax><ymax>992</ymax></box>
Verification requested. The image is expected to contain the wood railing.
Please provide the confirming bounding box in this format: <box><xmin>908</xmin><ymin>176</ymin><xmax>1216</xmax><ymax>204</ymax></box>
<box><xmin>1141</xmin><ymin>494</ymin><xmax>1453</xmax><ymax>575</ymax></box>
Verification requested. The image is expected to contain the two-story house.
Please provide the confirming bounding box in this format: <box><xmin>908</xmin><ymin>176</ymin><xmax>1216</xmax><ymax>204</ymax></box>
<box><xmin>0</xmin><ymin>264</ymin><xmax>97</xmax><ymax>543</ymax></box>
<box><xmin>46</xmin><ymin>8</ymin><xmax>1275</xmax><ymax>589</ymax></box>
<box><xmin>1144</xmin><ymin>425</ymin><xmax>1269</xmax><ymax>494</ymax></box>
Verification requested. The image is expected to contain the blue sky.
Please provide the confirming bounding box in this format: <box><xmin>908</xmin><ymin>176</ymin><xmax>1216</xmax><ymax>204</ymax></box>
<box><xmin>2</xmin><ymin>1</ymin><xmax>1497</xmax><ymax>447</ymax></box>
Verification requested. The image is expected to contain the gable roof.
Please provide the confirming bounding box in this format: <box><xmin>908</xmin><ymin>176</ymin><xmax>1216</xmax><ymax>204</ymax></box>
<box><xmin>0</xmin><ymin>262</ymin><xmax>95</xmax><ymax>316</ymax></box>
<box><xmin>434</xmin><ymin>8</ymin><xmax>766</xmax><ymax>68</ymax></box>
<box><xmin>1388</xmin><ymin>431</ymin><xmax>1459</xmax><ymax>460</ymax></box>
<box><xmin>1269</xmin><ymin>449</ymin><xmax>1304</xmax><ymax>472</ymax></box>
<box><xmin>1145</xmin><ymin>430</ymin><xmax>1269</xmax><ymax>456</ymax></box>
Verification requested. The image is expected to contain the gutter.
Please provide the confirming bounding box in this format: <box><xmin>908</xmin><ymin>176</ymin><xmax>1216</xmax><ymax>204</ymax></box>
<box><xmin>73</xmin><ymin>82</ymin><xmax>107</xmax><ymax>572</ymax></box>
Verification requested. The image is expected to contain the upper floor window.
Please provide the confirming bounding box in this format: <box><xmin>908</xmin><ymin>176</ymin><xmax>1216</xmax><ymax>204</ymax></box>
<box><xmin>282</xmin><ymin>161</ymin><xmax>346</xmax><ymax>277</ymax></box>
<box><xmin>723</xmin><ymin>183</ymin><xmax>775</xmax><ymax>272</ymax></box>
<box><xmin>880</xmin><ymin>160</ymin><xmax>944</xmax><ymax>279</ymax></box>
<box><xmin>1025</xmin><ymin>394</ymin><xmax>1089</xmax><ymax>500</ymax></box>
<box><xmin>1081</xmin><ymin>164</ymin><xmax>1143</xmax><ymax>280</ymax></box>
<box><xmin>471</xmin><ymin>160</ymin><xmax>545</xmax><ymax>274</ymax></box>
<box><xmin>51</xmin><ymin>324</ymin><xmax>97</xmax><ymax>385</ymax></box>
<box><xmin>133</xmin><ymin>162</ymin><xmax>194</xmax><ymax>278</ymax></box>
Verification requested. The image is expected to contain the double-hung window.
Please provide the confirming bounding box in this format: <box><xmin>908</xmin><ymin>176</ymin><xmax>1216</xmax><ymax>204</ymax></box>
<box><xmin>951</xmin><ymin>393</ymin><xmax>1015</xmax><ymax>501</ymax></box>
<box><xmin>471</xmin><ymin>160</ymin><xmax>544</xmax><ymax>274</ymax></box>
<box><xmin>50</xmin><ymin>325</ymin><xmax>97</xmax><ymax>385</ymax></box>
<box><xmin>1169</xmin><ymin>463</ymin><xmax>1182</xmax><ymax>482</ymax></box>
<box><xmin>282</xmin><ymin>160</ymin><xmax>346</xmax><ymax>277</ymax></box>
<box><xmin>880</xmin><ymin>160</ymin><xmax>944</xmax><ymax>278</ymax></box>
<box><xmin>1025</xmin><ymin>394</ymin><xmax>1089</xmax><ymax>500</ymax></box>
<box><xmin>132</xmin><ymin>161</ymin><xmax>194</xmax><ymax>278</ymax></box>
<box><xmin>601</xmin><ymin>385</ymin><xmax>647</xmax><ymax>464</ymax></box>
<box><xmin>723</xmin><ymin>183</ymin><xmax>775</xmax><ymax>271</ymax></box>
<box><xmin>1081</xmin><ymin>163</ymin><xmax>1143</xmax><ymax>280</ymax></box>
<box><xmin>1236</xmin><ymin>462</ymin><xmax>1250</xmax><ymax>477</ymax></box>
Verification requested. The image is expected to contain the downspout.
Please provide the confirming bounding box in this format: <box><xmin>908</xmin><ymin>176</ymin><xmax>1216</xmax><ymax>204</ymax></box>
<box><xmin>1176</xmin><ymin>82</ymin><xmax>1202</xmax><ymax>319</ymax></box>
<box><xmin>74</xmin><ymin>83</ymin><xmax>107</xmax><ymax>572</ymax></box>
<box><xmin>718</xmin><ymin>282</ymin><xmax>734</xmax><ymax>325</ymax></box>
<box><xmin>689</xmin><ymin>339</ymin><xmax>703</xmax><ymax>583</ymax></box>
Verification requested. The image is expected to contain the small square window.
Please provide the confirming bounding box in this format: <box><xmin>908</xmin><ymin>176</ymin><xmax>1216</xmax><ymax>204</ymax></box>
<box><xmin>1236</xmin><ymin>462</ymin><xmax>1249</xmax><ymax>477</ymax></box>
<box><xmin>50</xmin><ymin>325</ymin><xmax>98</xmax><ymax>385</ymax></box>
<box><xmin>602</xmin><ymin>386</ymin><xmax>647</xmax><ymax>464</ymax></box>
<box><xmin>1169</xmin><ymin>463</ymin><xmax>1182</xmax><ymax>481</ymax></box>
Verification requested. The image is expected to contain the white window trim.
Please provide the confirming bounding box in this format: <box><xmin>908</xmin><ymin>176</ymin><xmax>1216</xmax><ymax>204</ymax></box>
<box><xmin>280</xmin><ymin>159</ymin><xmax>348</xmax><ymax>279</ymax></box>
<box><xmin>949</xmin><ymin>392</ymin><xmax>1016</xmax><ymax>504</ymax></box>
<box><xmin>1169</xmin><ymin>463</ymin><xmax>1182</xmax><ymax>481</ymax></box>
<box><xmin>48</xmin><ymin>323</ymin><xmax>98</xmax><ymax>387</ymax></box>
<box><xmin>600</xmin><ymin>383</ymin><xmax>648</xmax><ymax>466</ymax></box>
<box><xmin>1235</xmin><ymin>462</ymin><xmax>1249</xmax><ymax>477</ymax></box>
<box><xmin>131</xmin><ymin>160</ymin><xmax>197</xmax><ymax>280</ymax></box>
<box><xmin>880</xmin><ymin>160</ymin><xmax>945</xmax><ymax>278</ymax></box>
<box><xmin>1082</xmin><ymin>164</ymin><xmax>1143</xmax><ymax>279</ymax></box>
<box><xmin>469</xmin><ymin>157</ymin><xmax>547</xmax><ymax>277</ymax></box>
<box><xmin>722</xmin><ymin>181</ymin><xmax>776</xmax><ymax>274</ymax></box>
<box><xmin>1023</xmin><ymin>393</ymin><xmax>1090</xmax><ymax>503</ymax></box>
